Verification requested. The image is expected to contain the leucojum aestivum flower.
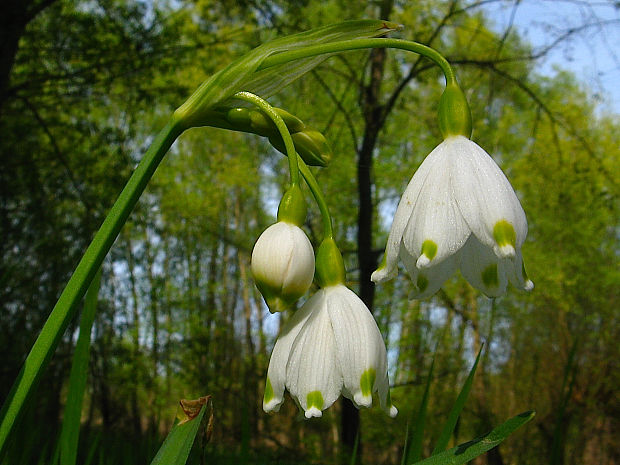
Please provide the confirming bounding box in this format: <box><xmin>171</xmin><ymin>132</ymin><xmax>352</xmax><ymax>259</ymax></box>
<box><xmin>371</xmin><ymin>83</ymin><xmax>533</xmax><ymax>299</ymax></box>
<box><xmin>242</xmin><ymin>35</ymin><xmax>532</xmax><ymax>419</ymax></box>
<box><xmin>0</xmin><ymin>20</ymin><xmax>536</xmax><ymax>455</ymax></box>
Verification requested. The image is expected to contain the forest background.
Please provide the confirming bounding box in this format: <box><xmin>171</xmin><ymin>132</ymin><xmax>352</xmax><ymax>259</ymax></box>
<box><xmin>0</xmin><ymin>0</ymin><xmax>618</xmax><ymax>464</ymax></box>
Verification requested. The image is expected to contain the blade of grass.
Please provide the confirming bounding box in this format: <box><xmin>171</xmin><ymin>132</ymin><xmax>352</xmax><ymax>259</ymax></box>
<box><xmin>412</xmin><ymin>410</ymin><xmax>535</xmax><ymax>465</ymax></box>
<box><xmin>83</xmin><ymin>432</ymin><xmax>101</xmax><ymax>465</ymax></box>
<box><xmin>150</xmin><ymin>398</ymin><xmax>210</xmax><ymax>465</ymax></box>
<box><xmin>550</xmin><ymin>338</ymin><xmax>578</xmax><ymax>465</ymax></box>
<box><xmin>431</xmin><ymin>344</ymin><xmax>484</xmax><ymax>455</ymax></box>
<box><xmin>402</xmin><ymin>352</ymin><xmax>436</xmax><ymax>465</ymax></box>
<box><xmin>59</xmin><ymin>269</ymin><xmax>102</xmax><ymax>465</ymax></box>
<box><xmin>348</xmin><ymin>429</ymin><xmax>360</xmax><ymax>465</ymax></box>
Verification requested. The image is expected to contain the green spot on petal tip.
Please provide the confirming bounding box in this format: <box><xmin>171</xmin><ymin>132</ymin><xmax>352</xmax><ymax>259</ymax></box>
<box><xmin>493</xmin><ymin>220</ymin><xmax>516</xmax><ymax>248</ymax></box>
<box><xmin>416</xmin><ymin>274</ymin><xmax>429</xmax><ymax>293</ymax></box>
<box><xmin>306</xmin><ymin>391</ymin><xmax>324</xmax><ymax>410</ymax></box>
<box><xmin>360</xmin><ymin>368</ymin><xmax>376</xmax><ymax>397</ymax></box>
<box><xmin>264</xmin><ymin>378</ymin><xmax>274</xmax><ymax>403</ymax></box>
<box><xmin>481</xmin><ymin>263</ymin><xmax>499</xmax><ymax>287</ymax></box>
<box><xmin>421</xmin><ymin>240</ymin><xmax>437</xmax><ymax>260</ymax></box>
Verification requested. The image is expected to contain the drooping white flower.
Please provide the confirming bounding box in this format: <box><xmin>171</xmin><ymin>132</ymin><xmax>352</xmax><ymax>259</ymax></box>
<box><xmin>263</xmin><ymin>284</ymin><xmax>397</xmax><ymax>419</ymax></box>
<box><xmin>251</xmin><ymin>221</ymin><xmax>315</xmax><ymax>312</ymax></box>
<box><xmin>372</xmin><ymin>135</ymin><xmax>533</xmax><ymax>298</ymax></box>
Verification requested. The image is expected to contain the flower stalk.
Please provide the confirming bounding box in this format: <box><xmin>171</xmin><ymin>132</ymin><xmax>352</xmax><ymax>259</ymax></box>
<box><xmin>233</xmin><ymin>91</ymin><xmax>301</xmax><ymax>187</ymax></box>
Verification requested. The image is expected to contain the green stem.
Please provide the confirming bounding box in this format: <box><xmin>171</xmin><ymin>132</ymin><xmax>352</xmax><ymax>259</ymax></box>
<box><xmin>297</xmin><ymin>156</ymin><xmax>333</xmax><ymax>240</ymax></box>
<box><xmin>0</xmin><ymin>117</ymin><xmax>184</xmax><ymax>458</ymax></box>
<box><xmin>258</xmin><ymin>38</ymin><xmax>457</xmax><ymax>85</ymax></box>
<box><xmin>233</xmin><ymin>91</ymin><xmax>300</xmax><ymax>186</ymax></box>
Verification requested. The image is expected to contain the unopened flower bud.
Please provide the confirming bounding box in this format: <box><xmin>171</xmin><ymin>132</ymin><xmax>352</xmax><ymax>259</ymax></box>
<box><xmin>251</xmin><ymin>222</ymin><xmax>315</xmax><ymax>313</ymax></box>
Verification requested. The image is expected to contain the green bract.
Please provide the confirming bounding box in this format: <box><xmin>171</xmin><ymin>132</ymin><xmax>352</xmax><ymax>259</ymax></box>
<box><xmin>206</xmin><ymin>106</ymin><xmax>332</xmax><ymax>167</ymax></box>
<box><xmin>174</xmin><ymin>20</ymin><xmax>399</xmax><ymax>129</ymax></box>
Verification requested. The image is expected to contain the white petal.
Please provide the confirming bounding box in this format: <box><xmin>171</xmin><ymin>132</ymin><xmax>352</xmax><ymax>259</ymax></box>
<box><xmin>286</xmin><ymin>290</ymin><xmax>343</xmax><ymax>418</ymax></box>
<box><xmin>459</xmin><ymin>235</ymin><xmax>507</xmax><ymax>297</ymax></box>
<box><xmin>251</xmin><ymin>221</ymin><xmax>315</xmax><ymax>311</ymax></box>
<box><xmin>450</xmin><ymin>136</ymin><xmax>527</xmax><ymax>258</ymax></box>
<box><xmin>263</xmin><ymin>302</ymin><xmax>314</xmax><ymax>413</ymax></box>
<box><xmin>400</xmin><ymin>140</ymin><xmax>470</xmax><ymax>268</ymax></box>
<box><xmin>324</xmin><ymin>285</ymin><xmax>388</xmax><ymax>409</ymax></box>
<box><xmin>400</xmin><ymin>244</ymin><xmax>458</xmax><ymax>299</ymax></box>
<box><xmin>372</xmin><ymin>143</ymin><xmax>445</xmax><ymax>283</ymax></box>
<box><xmin>377</xmin><ymin>371</ymin><xmax>398</xmax><ymax>418</ymax></box>
<box><xmin>503</xmin><ymin>249</ymin><xmax>534</xmax><ymax>291</ymax></box>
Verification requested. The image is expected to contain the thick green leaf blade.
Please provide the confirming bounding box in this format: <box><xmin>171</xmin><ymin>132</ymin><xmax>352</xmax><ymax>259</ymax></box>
<box><xmin>403</xmin><ymin>353</ymin><xmax>436</xmax><ymax>465</ymax></box>
<box><xmin>150</xmin><ymin>404</ymin><xmax>208</xmax><ymax>465</ymax></box>
<box><xmin>413</xmin><ymin>411</ymin><xmax>535</xmax><ymax>465</ymax></box>
<box><xmin>432</xmin><ymin>345</ymin><xmax>484</xmax><ymax>454</ymax></box>
<box><xmin>59</xmin><ymin>268</ymin><xmax>102</xmax><ymax>465</ymax></box>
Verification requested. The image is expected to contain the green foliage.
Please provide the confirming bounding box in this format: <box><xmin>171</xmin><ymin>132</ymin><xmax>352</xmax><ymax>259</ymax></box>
<box><xmin>150</xmin><ymin>400</ymin><xmax>210</xmax><ymax>465</ymax></box>
<box><xmin>59</xmin><ymin>269</ymin><xmax>102</xmax><ymax>465</ymax></box>
<box><xmin>0</xmin><ymin>1</ymin><xmax>617</xmax><ymax>464</ymax></box>
<box><xmin>413</xmin><ymin>411</ymin><xmax>535</xmax><ymax>465</ymax></box>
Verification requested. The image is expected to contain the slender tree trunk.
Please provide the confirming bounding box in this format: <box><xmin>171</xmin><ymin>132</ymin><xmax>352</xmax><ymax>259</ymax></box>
<box><xmin>343</xmin><ymin>1</ymin><xmax>394</xmax><ymax>461</ymax></box>
<box><xmin>0</xmin><ymin>0</ymin><xmax>57</xmax><ymax>112</ymax></box>
<box><xmin>145</xmin><ymin>234</ymin><xmax>160</xmax><ymax>432</ymax></box>
<box><xmin>126</xmin><ymin>236</ymin><xmax>142</xmax><ymax>437</ymax></box>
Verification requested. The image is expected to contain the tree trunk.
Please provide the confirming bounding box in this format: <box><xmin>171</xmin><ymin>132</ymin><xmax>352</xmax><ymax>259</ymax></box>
<box><xmin>343</xmin><ymin>1</ymin><xmax>394</xmax><ymax>461</ymax></box>
<box><xmin>0</xmin><ymin>0</ymin><xmax>57</xmax><ymax>112</ymax></box>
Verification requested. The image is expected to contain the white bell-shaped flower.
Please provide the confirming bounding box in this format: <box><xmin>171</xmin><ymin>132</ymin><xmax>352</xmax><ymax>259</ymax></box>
<box><xmin>251</xmin><ymin>221</ymin><xmax>315</xmax><ymax>312</ymax></box>
<box><xmin>372</xmin><ymin>135</ymin><xmax>533</xmax><ymax>298</ymax></box>
<box><xmin>263</xmin><ymin>284</ymin><xmax>397</xmax><ymax>419</ymax></box>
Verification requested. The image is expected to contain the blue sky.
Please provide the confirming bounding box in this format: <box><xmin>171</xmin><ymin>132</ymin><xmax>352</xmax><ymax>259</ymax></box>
<box><xmin>481</xmin><ymin>0</ymin><xmax>620</xmax><ymax>114</ymax></box>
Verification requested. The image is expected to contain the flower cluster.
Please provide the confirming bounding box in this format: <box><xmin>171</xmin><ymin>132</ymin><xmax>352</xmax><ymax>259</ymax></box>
<box><xmin>251</xmin><ymin>189</ymin><xmax>396</xmax><ymax>418</ymax></box>
<box><xmin>247</xmin><ymin>62</ymin><xmax>533</xmax><ymax>422</ymax></box>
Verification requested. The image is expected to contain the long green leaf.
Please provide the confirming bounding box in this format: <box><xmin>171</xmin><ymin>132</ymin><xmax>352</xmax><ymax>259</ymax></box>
<box><xmin>150</xmin><ymin>402</ymin><xmax>209</xmax><ymax>465</ymax></box>
<box><xmin>403</xmin><ymin>353</ymin><xmax>436</xmax><ymax>465</ymax></box>
<box><xmin>413</xmin><ymin>411</ymin><xmax>535</xmax><ymax>465</ymax></box>
<box><xmin>432</xmin><ymin>345</ymin><xmax>484</xmax><ymax>454</ymax></box>
<box><xmin>59</xmin><ymin>269</ymin><xmax>102</xmax><ymax>465</ymax></box>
